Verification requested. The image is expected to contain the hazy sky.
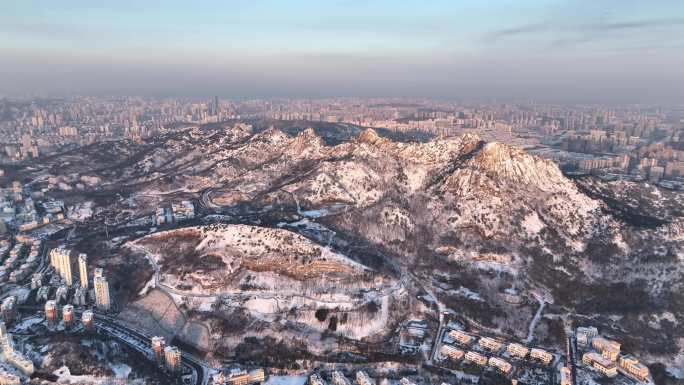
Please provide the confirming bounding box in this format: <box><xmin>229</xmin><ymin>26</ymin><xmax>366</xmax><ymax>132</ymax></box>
<box><xmin>2</xmin><ymin>0</ymin><xmax>684</xmax><ymax>102</ymax></box>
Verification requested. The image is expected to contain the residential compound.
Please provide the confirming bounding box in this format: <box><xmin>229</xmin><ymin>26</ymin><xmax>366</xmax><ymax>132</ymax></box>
<box><xmin>437</xmin><ymin>325</ymin><xmax>557</xmax><ymax>384</ymax></box>
<box><xmin>591</xmin><ymin>337</ymin><xmax>621</xmax><ymax>361</ymax></box>
<box><xmin>438</xmin><ymin>323</ymin><xmax>650</xmax><ymax>384</ymax></box>
<box><xmin>576</xmin><ymin>326</ymin><xmax>651</xmax><ymax>382</ymax></box>
<box><xmin>155</xmin><ymin>200</ymin><xmax>195</xmax><ymax>226</ymax></box>
<box><xmin>464</xmin><ymin>351</ymin><xmax>488</xmax><ymax>366</ymax></box>
<box><xmin>477</xmin><ymin>337</ymin><xmax>503</xmax><ymax>354</ymax></box>
<box><xmin>582</xmin><ymin>352</ymin><xmax>618</xmax><ymax>378</ymax></box>
<box><xmin>45</xmin><ymin>248</ymin><xmax>112</xmax><ymax>316</ymax></box>
<box><xmin>506</xmin><ymin>343</ymin><xmax>529</xmax><ymax>359</ymax></box>
<box><xmin>440</xmin><ymin>345</ymin><xmax>465</xmax><ymax>361</ymax></box>
<box><xmin>488</xmin><ymin>357</ymin><xmax>512</xmax><ymax>374</ymax></box>
<box><xmin>447</xmin><ymin>330</ymin><xmax>474</xmax><ymax>346</ymax></box>
<box><xmin>529</xmin><ymin>348</ymin><xmax>553</xmax><ymax>365</ymax></box>
<box><xmin>212</xmin><ymin>369</ymin><xmax>265</xmax><ymax>385</ymax></box>
<box><xmin>619</xmin><ymin>355</ymin><xmax>650</xmax><ymax>382</ymax></box>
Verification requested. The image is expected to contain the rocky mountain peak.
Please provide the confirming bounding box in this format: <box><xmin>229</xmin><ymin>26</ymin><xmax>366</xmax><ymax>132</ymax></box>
<box><xmin>288</xmin><ymin>127</ymin><xmax>326</xmax><ymax>155</ymax></box>
<box><xmin>467</xmin><ymin>142</ymin><xmax>571</xmax><ymax>192</ymax></box>
<box><xmin>357</xmin><ymin>128</ymin><xmax>384</xmax><ymax>144</ymax></box>
<box><xmin>252</xmin><ymin>126</ymin><xmax>290</xmax><ymax>144</ymax></box>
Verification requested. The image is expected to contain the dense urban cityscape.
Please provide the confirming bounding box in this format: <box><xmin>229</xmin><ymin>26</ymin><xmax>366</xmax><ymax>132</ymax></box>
<box><xmin>2</xmin><ymin>97</ymin><xmax>683</xmax><ymax>189</ymax></box>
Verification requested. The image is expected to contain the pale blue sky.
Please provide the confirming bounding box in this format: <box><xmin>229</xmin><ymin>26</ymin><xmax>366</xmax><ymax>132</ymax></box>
<box><xmin>1</xmin><ymin>0</ymin><xmax>683</xmax><ymax>102</ymax></box>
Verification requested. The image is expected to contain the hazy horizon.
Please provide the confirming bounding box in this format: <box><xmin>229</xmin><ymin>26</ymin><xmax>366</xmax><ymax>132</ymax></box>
<box><xmin>2</xmin><ymin>0</ymin><xmax>684</xmax><ymax>103</ymax></box>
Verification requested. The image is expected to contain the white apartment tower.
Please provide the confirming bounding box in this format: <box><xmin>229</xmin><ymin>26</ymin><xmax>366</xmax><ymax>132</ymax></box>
<box><xmin>78</xmin><ymin>253</ymin><xmax>88</xmax><ymax>289</ymax></box>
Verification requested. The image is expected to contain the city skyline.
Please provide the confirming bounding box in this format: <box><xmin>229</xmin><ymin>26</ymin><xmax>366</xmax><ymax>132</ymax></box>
<box><xmin>2</xmin><ymin>0</ymin><xmax>684</xmax><ymax>103</ymax></box>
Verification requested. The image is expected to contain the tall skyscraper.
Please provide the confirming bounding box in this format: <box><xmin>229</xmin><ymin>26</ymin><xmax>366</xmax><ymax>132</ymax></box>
<box><xmin>94</xmin><ymin>274</ymin><xmax>111</xmax><ymax>311</ymax></box>
<box><xmin>50</xmin><ymin>247</ymin><xmax>73</xmax><ymax>286</ymax></box>
<box><xmin>61</xmin><ymin>253</ymin><xmax>73</xmax><ymax>286</ymax></box>
<box><xmin>213</xmin><ymin>96</ymin><xmax>219</xmax><ymax>116</ymax></box>
<box><xmin>78</xmin><ymin>253</ymin><xmax>88</xmax><ymax>289</ymax></box>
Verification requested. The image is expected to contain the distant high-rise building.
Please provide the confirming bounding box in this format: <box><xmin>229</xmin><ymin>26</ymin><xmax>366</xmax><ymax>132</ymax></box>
<box><xmin>152</xmin><ymin>336</ymin><xmax>166</xmax><ymax>362</ymax></box>
<box><xmin>0</xmin><ymin>321</ymin><xmax>11</xmax><ymax>350</ymax></box>
<box><xmin>356</xmin><ymin>371</ymin><xmax>375</xmax><ymax>385</ymax></box>
<box><xmin>0</xmin><ymin>297</ymin><xmax>16</xmax><ymax>324</ymax></box>
<box><xmin>309</xmin><ymin>374</ymin><xmax>327</xmax><ymax>385</ymax></box>
<box><xmin>213</xmin><ymin>96</ymin><xmax>220</xmax><ymax>116</ymax></box>
<box><xmin>45</xmin><ymin>300</ymin><xmax>57</xmax><ymax>324</ymax></box>
<box><xmin>62</xmin><ymin>304</ymin><xmax>74</xmax><ymax>327</ymax></box>
<box><xmin>164</xmin><ymin>346</ymin><xmax>181</xmax><ymax>372</ymax></box>
<box><xmin>55</xmin><ymin>285</ymin><xmax>68</xmax><ymax>304</ymax></box>
<box><xmin>82</xmin><ymin>310</ymin><xmax>94</xmax><ymax>330</ymax></box>
<box><xmin>94</xmin><ymin>274</ymin><xmax>111</xmax><ymax>311</ymax></box>
<box><xmin>73</xmin><ymin>287</ymin><xmax>87</xmax><ymax>306</ymax></box>
<box><xmin>0</xmin><ymin>367</ymin><xmax>20</xmax><ymax>385</ymax></box>
<box><xmin>30</xmin><ymin>272</ymin><xmax>43</xmax><ymax>290</ymax></box>
<box><xmin>78</xmin><ymin>253</ymin><xmax>88</xmax><ymax>289</ymax></box>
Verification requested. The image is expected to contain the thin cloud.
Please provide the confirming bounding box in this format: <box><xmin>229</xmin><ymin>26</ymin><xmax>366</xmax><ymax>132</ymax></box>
<box><xmin>547</xmin><ymin>36</ymin><xmax>595</xmax><ymax>50</ymax></box>
<box><xmin>0</xmin><ymin>21</ymin><xmax>86</xmax><ymax>38</ymax></box>
<box><xmin>487</xmin><ymin>23</ymin><xmax>549</xmax><ymax>41</ymax></box>
<box><xmin>488</xmin><ymin>17</ymin><xmax>684</xmax><ymax>42</ymax></box>
<box><xmin>594</xmin><ymin>17</ymin><xmax>684</xmax><ymax>30</ymax></box>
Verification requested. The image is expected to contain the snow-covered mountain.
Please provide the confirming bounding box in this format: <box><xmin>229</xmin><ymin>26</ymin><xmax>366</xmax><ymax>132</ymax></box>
<box><xmin>27</xmin><ymin>121</ymin><xmax>684</xmax><ymax>362</ymax></box>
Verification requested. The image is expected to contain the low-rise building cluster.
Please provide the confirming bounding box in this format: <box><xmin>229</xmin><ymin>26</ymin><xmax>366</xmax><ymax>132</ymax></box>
<box><xmin>0</xmin><ymin>182</ymin><xmax>66</xmax><ymax>234</ymax></box>
<box><xmin>576</xmin><ymin>325</ymin><xmax>650</xmax><ymax>382</ymax></box>
<box><xmin>223</xmin><ymin>369</ymin><xmax>265</xmax><ymax>385</ymax></box>
<box><xmin>0</xmin><ymin>238</ymin><xmax>42</xmax><ymax>285</ymax></box>
<box><xmin>331</xmin><ymin>371</ymin><xmax>351</xmax><ymax>385</ymax></box>
<box><xmin>356</xmin><ymin>370</ymin><xmax>375</xmax><ymax>385</ymax></box>
<box><xmin>309</xmin><ymin>373</ymin><xmax>326</xmax><ymax>385</ymax></box>
<box><xmin>155</xmin><ymin>200</ymin><xmax>195</xmax><ymax>225</ymax></box>
<box><xmin>399</xmin><ymin>320</ymin><xmax>428</xmax><ymax>353</ymax></box>
<box><xmin>0</xmin><ymin>321</ymin><xmax>34</xmax><ymax>381</ymax></box>
<box><xmin>437</xmin><ymin>326</ymin><xmax>559</xmax><ymax>384</ymax></box>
